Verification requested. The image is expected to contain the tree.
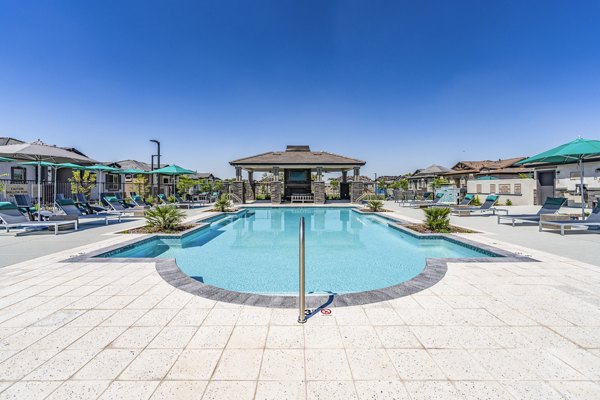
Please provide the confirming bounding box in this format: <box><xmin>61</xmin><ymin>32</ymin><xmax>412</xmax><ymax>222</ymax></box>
<box><xmin>432</xmin><ymin>177</ymin><xmax>450</xmax><ymax>189</ymax></box>
<box><xmin>330</xmin><ymin>179</ymin><xmax>340</xmax><ymax>189</ymax></box>
<box><xmin>176</xmin><ymin>175</ymin><xmax>197</xmax><ymax>198</ymax></box>
<box><xmin>399</xmin><ymin>178</ymin><xmax>409</xmax><ymax>191</ymax></box>
<box><xmin>68</xmin><ymin>170</ymin><xmax>96</xmax><ymax>196</ymax></box>
<box><xmin>132</xmin><ymin>174</ymin><xmax>150</xmax><ymax>197</ymax></box>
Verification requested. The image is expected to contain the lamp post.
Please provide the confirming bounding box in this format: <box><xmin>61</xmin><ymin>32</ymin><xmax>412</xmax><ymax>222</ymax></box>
<box><xmin>150</xmin><ymin>140</ymin><xmax>161</xmax><ymax>195</ymax></box>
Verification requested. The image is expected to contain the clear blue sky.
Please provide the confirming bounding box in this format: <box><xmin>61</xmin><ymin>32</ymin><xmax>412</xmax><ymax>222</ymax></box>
<box><xmin>1</xmin><ymin>1</ymin><xmax>599</xmax><ymax>178</ymax></box>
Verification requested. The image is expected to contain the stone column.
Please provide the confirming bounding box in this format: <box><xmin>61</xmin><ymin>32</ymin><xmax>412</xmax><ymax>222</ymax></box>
<box><xmin>314</xmin><ymin>181</ymin><xmax>325</xmax><ymax>204</ymax></box>
<box><xmin>271</xmin><ymin>181</ymin><xmax>282</xmax><ymax>204</ymax></box>
<box><xmin>353</xmin><ymin>167</ymin><xmax>360</xmax><ymax>181</ymax></box>
<box><xmin>232</xmin><ymin>181</ymin><xmax>245</xmax><ymax>204</ymax></box>
<box><xmin>235</xmin><ymin>167</ymin><xmax>242</xmax><ymax>181</ymax></box>
<box><xmin>351</xmin><ymin>181</ymin><xmax>364</xmax><ymax>203</ymax></box>
<box><xmin>245</xmin><ymin>171</ymin><xmax>255</xmax><ymax>201</ymax></box>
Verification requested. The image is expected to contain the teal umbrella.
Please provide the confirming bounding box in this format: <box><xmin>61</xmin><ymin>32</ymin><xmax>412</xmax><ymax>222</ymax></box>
<box><xmin>517</xmin><ymin>138</ymin><xmax>600</xmax><ymax>217</ymax></box>
<box><xmin>85</xmin><ymin>164</ymin><xmax>121</xmax><ymax>197</ymax></box>
<box><xmin>150</xmin><ymin>164</ymin><xmax>195</xmax><ymax>175</ymax></box>
<box><xmin>150</xmin><ymin>165</ymin><xmax>195</xmax><ymax>195</ymax></box>
<box><xmin>119</xmin><ymin>168</ymin><xmax>150</xmax><ymax>174</ymax></box>
<box><xmin>0</xmin><ymin>156</ymin><xmax>15</xmax><ymax>162</ymax></box>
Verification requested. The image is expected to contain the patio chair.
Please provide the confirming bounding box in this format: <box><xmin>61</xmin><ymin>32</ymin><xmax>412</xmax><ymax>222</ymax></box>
<box><xmin>174</xmin><ymin>193</ymin><xmax>204</xmax><ymax>207</ymax></box>
<box><xmin>115</xmin><ymin>193</ymin><xmax>135</xmax><ymax>208</ymax></box>
<box><xmin>406</xmin><ymin>192</ymin><xmax>441</xmax><ymax>208</ymax></box>
<box><xmin>0</xmin><ymin>202</ymin><xmax>77</xmax><ymax>235</ymax></box>
<box><xmin>75</xmin><ymin>193</ymin><xmax>107</xmax><ymax>214</ymax></box>
<box><xmin>432</xmin><ymin>194</ymin><xmax>474</xmax><ymax>208</ymax></box>
<box><xmin>158</xmin><ymin>194</ymin><xmax>193</xmax><ymax>209</ymax></box>
<box><xmin>451</xmin><ymin>195</ymin><xmax>507</xmax><ymax>216</ymax></box>
<box><xmin>130</xmin><ymin>195</ymin><xmax>152</xmax><ymax>207</ymax></box>
<box><xmin>539</xmin><ymin>203</ymin><xmax>600</xmax><ymax>235</ymax></box>
<box><xmin>13</xmin><ymin>194</ymin><xmax>53</xmax><ymax>220</ymax></box>
<box><xmin>55</xmin><ymin>198</ymin><xmax>122</xmax><ymax>225</ymax></box>
<box><xmin>497</xmin><ymin>197</ymin><xmax>567</xmax><ymax>226</ymax></box>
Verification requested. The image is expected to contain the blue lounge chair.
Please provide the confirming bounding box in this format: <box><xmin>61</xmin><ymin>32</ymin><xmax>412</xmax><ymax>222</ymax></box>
<box><xmin>55</xmin><ymin>198</ymin><xmax>122</xmax><ymax>225</ymax></box>
<box><xmin>498</xmin><ymin>197</ymin><xmax>567</xmax><ymax>226</ymax></box>
<box><xmin>75</xmin><ymin>193</ymin><xmax>107</xmax><ymax>214</ymax></box>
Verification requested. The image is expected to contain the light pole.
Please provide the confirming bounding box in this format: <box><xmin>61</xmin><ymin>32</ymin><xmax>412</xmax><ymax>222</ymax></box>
<box><xmin>150</xmin><ymin>140</ymin><xmax>161</xmax><ymax>195</ymax></box>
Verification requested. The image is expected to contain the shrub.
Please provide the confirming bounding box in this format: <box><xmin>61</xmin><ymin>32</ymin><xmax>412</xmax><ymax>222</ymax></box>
<box><xmin>146</xmin><ymin>195</ymin><xmax>155</xmax><ymax>205</ymax></box>
<box><xmin>367</xmin><ymin>199</ymin><xmax>384</xmax><ymax>212</ymax></box>
<box><xmin>144</xmin><ymin>205</ymin><xmax>185</xmax><ymax>230</ymax></box>
<box><xmin>167</xmin><ymin>195</ymin><xmax>177</xmax><ymax>203</ymax></box>
<box><xmin>505</xmin><ymin>199</ymin><xmax>513</xmax><ymax>206</ymax></box>
<box><xmin>471</xmin><ymin>195</ymin><xmax>481</xmax><ymax>206</ymax></box>
<box><xmin>424</xmin><ymin>207</ymin><xmax>451</xmax><ymax>232</ymax></box>
<box><xmin>214</xmin><ymin>194</ymin><xmax>232</xmax><ymax>212</ymax></box>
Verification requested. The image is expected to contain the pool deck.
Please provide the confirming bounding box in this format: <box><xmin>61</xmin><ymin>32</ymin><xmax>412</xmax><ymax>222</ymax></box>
<box><xmin>0</xmin><ymin>205</ymin><xmax>599</xmax><ymax>399</ymax></box>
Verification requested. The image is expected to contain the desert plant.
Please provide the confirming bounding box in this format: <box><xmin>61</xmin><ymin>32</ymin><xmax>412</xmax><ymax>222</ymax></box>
<box><xmin>505</xmin><ymin>199</ymin><xmax>513</xmax><ymax>206</ymax></box>
<box><xmin>144</xmin><ymin>205</ymin><xmax>185</xmax><ymax>230</ymax></box>
<box><xmin>471</xmin><ymin>195</ymin><xmax>481</xmax><ymax>206</ymax></box>
<box><xmin>424</xmin><ymin>207</ymin><xmax>451</xmax><ymax>232</ymax></box>
<box><xmin>176</xmin><ymin>175</ymin><xmax>198</xmax><ymax>198</ymax></box>
<box><xmin>214</xmin><ymin>194</ymin><xmax>232</xmax><ymax>212</ymax></box>
<box><xmin>367</xmin><ymin>199</ymin><xmax>384</xmax><ymax>212</ymax></box>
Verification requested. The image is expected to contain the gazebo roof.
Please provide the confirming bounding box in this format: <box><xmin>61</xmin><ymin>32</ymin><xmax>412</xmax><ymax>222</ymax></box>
<box><xmin>230</xmin><ymin>145</ymin><xmax>365</xmax><ymax>169</ymax></box>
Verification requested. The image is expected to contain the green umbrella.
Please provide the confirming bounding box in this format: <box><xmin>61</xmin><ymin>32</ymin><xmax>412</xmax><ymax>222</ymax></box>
<box><xmin>150</xmin><ymin>164</ymin><xmax>195</xmax><ymax>175</ymax></box>
<box><xmin>517</xmin><ymin>138</ymin><xmax>600</xmax><ymax>217</ymax></box>
<box><xmin>150</xmin><ymin>165</ymin><xmax>195</xmax><ymax>195</ymax></box>
<box><xmin>85</xmin><ymin>164</ymin><xmax>121</xmax><ymax>197</ymax></box>
<box><xmin>0</xmin><ymin>156</ymin><xmax>15</xmax><ymax>162</ymax></box>
<box><xmin>55</xmin><ymin>162</ymin><xmax>87</xmax><ymax>170</ymax></box>
<box><xmin>119</xmin><ymin>168</ymin><xmax>150</xmax><ymax>174</ymax></box>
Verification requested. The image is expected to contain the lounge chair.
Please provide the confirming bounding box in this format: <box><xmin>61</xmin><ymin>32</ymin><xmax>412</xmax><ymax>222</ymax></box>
<box><xmin>0</xmin><ymin>202</ymin><xmax>77</xmax><ymax>235</ymax></box>
<box><xmin>451</xmin><ymin>195</ymin><xmax>507</xmax><ymax>216</ymax></box>
<box><xmin>539</xmin><ymin>204</ymin><xmax>600</xmax><ymax>235</ymax></box>
<box><xmin>13</xmin><ymin>194</ymin><xmax>53</xmax><ymax>220</ymax></box>
<box><xmin>174</xmin><ymin>193</ymin><xmax>205</xmax><ymax>207</ymax></box>
<box><xmin>406</xmin><ymin>192</ymin><xmax>442</xmax><ymax>208</ymax></box>
<box><xmin>158</xmin><ymin>194</ymin><xmax>193</xmax><ymax>209</ymax></box>
<box><xmin>497</xmin><ymin>197</ymin><xmax>567</xmax><ymax>226</ymax></box>
<box><xmin>75</xmin><ymin>193</ymin><xmax>107</xmax><ymax>214</ymax></box>
<box><xmin>102</xmin><ymin>196</ymin><xmax>138</xmax><ymax>214</ymax></box>
<box><xmin>55</xmin><ymin>198</ymin><xmax>122</xmax><ymax>225</ymax></box>
<box><xmin>115</xmin><ymin>193</ymin><xmax>135</xmax><ymax>208</ymax></box>
<box><xmin>432</xmin><ymin>194</ymin><xmax>474</xmax><ymax>208</ymax></box>
<box><xmin>130</xmin><ymin>195</ymin><xmax>152</xmax><ymax>207</ymax></box>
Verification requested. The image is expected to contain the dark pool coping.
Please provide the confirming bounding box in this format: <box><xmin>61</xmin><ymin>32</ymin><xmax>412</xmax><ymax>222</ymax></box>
<box><xmin>64</xmin><ymin>208</ymin><xmax>537</xmax><ymax>308</ymax></box>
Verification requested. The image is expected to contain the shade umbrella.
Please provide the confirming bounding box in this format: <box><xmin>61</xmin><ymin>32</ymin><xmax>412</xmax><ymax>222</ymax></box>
<box><xmin>0</xmin><ymin>156</ymin><xmax>15</xmax><ymax>162</ymax></box>
<box><xmin>0</xmin><ymin>141</ymin><xmax>96</xmax><ymax>219</ymax></box>
<box><xmin>85</xmin><ymin>164</ymin><xmax>121</xmax><ymax>199</ymax></box>
<box><xmin>52</xmin><ymin>163</ymin><xmax>87</xmax><ymax>210</ymax></box>
<box><xmin>517</xmin><ymin>138</ymin><xmax>600</xmax><ymax>218</ymax></box>
<box><xmin>150</xmin><ymin>164</ymin><xmax>195</xmax><ymax>195</ymax></box>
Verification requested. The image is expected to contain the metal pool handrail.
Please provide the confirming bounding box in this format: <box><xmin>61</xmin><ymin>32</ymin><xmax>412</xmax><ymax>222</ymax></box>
<box><xmin>298</xmin><ymin>216</ymin><xmax>307</xmax><ymax>324</ymax></box>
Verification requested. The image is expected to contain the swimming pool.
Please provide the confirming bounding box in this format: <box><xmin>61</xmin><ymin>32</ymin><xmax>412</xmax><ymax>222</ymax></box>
<box><xmin>100</xmin><ymin>207</ymin><xmax>497</xmax><ymax>294</ymax></box>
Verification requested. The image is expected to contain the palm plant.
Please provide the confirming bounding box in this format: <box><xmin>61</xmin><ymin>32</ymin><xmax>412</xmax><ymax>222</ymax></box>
<box><xmin>214</xmin><ymin>194</ymin><xmax>232</xmax><ymax>212</ymax></box>
<box><xmin>367</xmin><ymin>199</ymin><xmax>384</xmax><ymax>212</ymax></box>
<box><xmin>423</xmin><ymin>207</ymin><xmax>451</xmax><ymax>232</ymax></box>
<box><xmin>144</xmin><ymin>205</ymin><xmax>185</xmax><ymax>231</ymax></box>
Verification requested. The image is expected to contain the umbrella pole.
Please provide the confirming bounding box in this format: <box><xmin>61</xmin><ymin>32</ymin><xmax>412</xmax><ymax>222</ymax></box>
<box><xmin>580</xmin><ymin>158</ymin><xmax>585</xmax><ymax>219</ymax></box>
<box><xmin>53</xmin><ymin>167</ymin><xmax>57</xmax><ymax>212</ymax></box>
<box><xmin>37</xmin><ymin>161</ymin><xmax>42</xmax><ymax>221</ymax></box>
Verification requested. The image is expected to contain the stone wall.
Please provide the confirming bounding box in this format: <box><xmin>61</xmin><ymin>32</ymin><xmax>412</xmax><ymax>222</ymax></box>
<box><xmin>313</xmin><ymin>181</ymin><xmax>325</xmax><ymax>204</ymax></box>
<box><xmin>271</xmin><ymin>181</ymin><xmax>282</xmax><ymax>204</ymax></box>
<box><xmin>350</xmin><ymin>181</ymin><xmax>364</xmax><ymax>203</ymax></box>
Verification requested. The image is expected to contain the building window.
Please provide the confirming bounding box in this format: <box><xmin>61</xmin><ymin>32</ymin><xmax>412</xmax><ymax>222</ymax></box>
<box><xmin>499</xmin><ymin>184</ymin><xmax>511</xmax><ymax>194</ymax></box>
<box><xmin>514</xmin><ymin>184</ymin><xmax>522</xmax><ymax>194</ymax></box>
<box><xmin>490</xmin><ymin>184</ymin><xmax>496</xmax><ymax>193</ymax></box>
<box><xmin>106</xmin><ymin>174</ymin><xmax>120</xmax><ymax>191</ymax></box>
<box><xmin>11</xmin><ymin>167</ymin><xmax>27</xmax><ymax>183</ymax></box>
<box><xmin>569</xmin><ymin>171</ymin><xmax>581</xmax><ymax>180</ymax></box>
<box><xmin>476</xmin><ymin>184</ymin><xmax>482</xmax><ymax>193</ymax></box>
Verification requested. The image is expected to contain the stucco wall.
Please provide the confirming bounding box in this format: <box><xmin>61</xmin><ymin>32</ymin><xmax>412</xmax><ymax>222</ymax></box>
<box><xmin>467</xmin><ymin>178</ymin><xmax>536</xmax><ymax>206</ymax></box>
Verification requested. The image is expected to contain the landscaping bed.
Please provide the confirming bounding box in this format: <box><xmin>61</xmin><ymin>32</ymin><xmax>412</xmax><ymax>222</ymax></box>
<box><xmin>122</xmin><ymin>224</ymin><xmax>196</xmax><ymax>234</ymax></box>
<box><xmin>404</xmin><ymin>224</ymin><xmax>477</xmax><ymax>234</ymax></box>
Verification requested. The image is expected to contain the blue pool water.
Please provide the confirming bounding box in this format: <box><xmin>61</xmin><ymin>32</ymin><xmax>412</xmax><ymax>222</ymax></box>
<box><xmin>101</xmin><ymin>207</ymin><xmax>496</xmax><ymax>294</ymax></box>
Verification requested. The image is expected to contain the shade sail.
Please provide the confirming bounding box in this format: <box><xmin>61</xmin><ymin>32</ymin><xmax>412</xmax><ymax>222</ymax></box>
<box><xmin>150</xmin><ymin>164</ymin><xmax>195</xmax><ymax>175</ymax></box>
<box><xmin>516</xmin><ymin>138</ymin><xmax>600</xmax><ymax>165</ymax></box>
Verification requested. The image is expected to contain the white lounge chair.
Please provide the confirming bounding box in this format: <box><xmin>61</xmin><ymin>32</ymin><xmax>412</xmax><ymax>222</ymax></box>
<box><xmin>452</xmin><ymin>195</ymin><xmax>507</xmax><ymax>216</ymax></box>
<box><xmin>0</xmin><ymin>202</ymin><xmax>78</xmax><ymax>235</ymax></box>
<box><xmin>539</xmin><ymin>204</ymin><xmax>600</xmax><ymax>235</ymax></box>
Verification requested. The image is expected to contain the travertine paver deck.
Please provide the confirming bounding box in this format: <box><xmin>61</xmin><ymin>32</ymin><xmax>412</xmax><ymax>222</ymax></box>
<box><xmin>0</xmin><ymin>211</ymin><xmax>600</xmax><ymax>399</ymax></box>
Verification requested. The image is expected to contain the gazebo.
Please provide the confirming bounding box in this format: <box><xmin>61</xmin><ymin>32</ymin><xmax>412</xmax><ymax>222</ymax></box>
<box><xmin>229</xmin><ymin>145</ymin><xmax>366</xmax><ymax>204</ymax></box>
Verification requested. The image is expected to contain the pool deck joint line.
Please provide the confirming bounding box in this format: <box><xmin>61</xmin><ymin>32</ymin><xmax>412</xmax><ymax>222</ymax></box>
<box><xmin>65</xmin><ymin>209</ymin><xmax>537</xmax><ymax>308</ymax></box>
